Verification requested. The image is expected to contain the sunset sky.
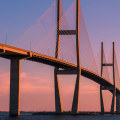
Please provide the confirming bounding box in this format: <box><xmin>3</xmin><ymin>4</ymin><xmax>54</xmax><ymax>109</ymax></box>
<box><xmin>0</xmin><ymin>0</ymin><xmax>120</xmax><ymax>112</ymax></box>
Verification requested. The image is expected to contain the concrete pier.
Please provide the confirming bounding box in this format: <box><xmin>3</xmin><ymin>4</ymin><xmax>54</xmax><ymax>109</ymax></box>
<box><xmin>72</xmin><ymin>70</ymin><xmax>80</xmax><ymax>113</ymax></box>
<box><xmin>100</xmin><ymin>86</ymin><xmax>104</xmax><ymax>113</ymax></box>
<box><xmin>54</xmin><ymin>68</ymin><xmax>63</xmax><ymax>113</ymax></box>
<box><xmin>111</xmin><ymin>89</ymin><xmax>116</xmax><ymax>113</ymax></box>
<box><xmin>116</xmin><ymin>93</ymin><xmax>120</xmax><ymax>113</ymax></box>
<box><xmin>9</xmin><ymin>58</ymin><xmax>21</xmax><ymax>116</ymax></box>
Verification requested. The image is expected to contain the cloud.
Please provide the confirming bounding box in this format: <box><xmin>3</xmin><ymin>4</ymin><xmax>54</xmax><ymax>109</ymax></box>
<box><xmin>0</xmin><ymin>71</ymin><xmax>10</xmax><ymax>95</ymax></box>
<box><xmin>80</xmin><ymin>84</ymin><xmax>99</xmax><ymax>95</ymax></box>
<box><xmin>20</xmin><ymin>72</ymin><xmax>54</xmax><ymax>94</ymax></box>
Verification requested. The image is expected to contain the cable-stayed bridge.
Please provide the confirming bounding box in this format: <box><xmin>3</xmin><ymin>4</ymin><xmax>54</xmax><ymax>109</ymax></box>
<box><xmin>1</xmin><ymin>0</ymin><xmax>120</xmax><ymax>116</ymax></box>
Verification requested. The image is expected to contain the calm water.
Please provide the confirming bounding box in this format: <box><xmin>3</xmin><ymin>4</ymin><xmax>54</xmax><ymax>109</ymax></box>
<box><xmin>0</xmin><ymin>114</ymin><xmax>120</xmax><ymax>120</ymax></box>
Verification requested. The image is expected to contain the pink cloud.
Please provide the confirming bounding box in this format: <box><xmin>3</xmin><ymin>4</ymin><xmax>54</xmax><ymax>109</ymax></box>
<box><xmin>80</xmin><ymin>84</ymin><xmax>99</xmax><ymax>95</ymax></box>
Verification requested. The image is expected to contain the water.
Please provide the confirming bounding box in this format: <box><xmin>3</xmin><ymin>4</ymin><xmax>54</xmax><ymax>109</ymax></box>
<box><xmin>0</xmin><ymin>114</ymin><xmax>120</xmax><ymax>120</ymax></box>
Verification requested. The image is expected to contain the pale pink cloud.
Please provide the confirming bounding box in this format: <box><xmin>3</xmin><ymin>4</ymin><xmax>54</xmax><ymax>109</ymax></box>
<box><xmin>20</xmin><ymin>72</ymin><xmax>54</xmax><ymax>94</ymax></box>
<box><xmin>21</xmin><ymin>82</ymin><xmax>54</xmax><ymax>94</ymax></box>
<box><xmin>80</xmin><ymin>84</ymin><xmax>99</xmax><ymax>95</ymax></box>
<box><xmin>0</xmin><ymin>71</ymin><xmax>10</xmax><ymax>95</ymax></box>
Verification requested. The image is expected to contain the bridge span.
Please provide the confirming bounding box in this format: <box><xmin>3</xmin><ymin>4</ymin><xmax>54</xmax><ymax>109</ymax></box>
<box><xmin>0</xmin><ymin>43</ymin><xmax>118</xmax><ymax>90</ymax></box>
<box><xmin>0</xmin><ymin>43</ymin><xmax>120</xmax><ymax>115</ymax></box>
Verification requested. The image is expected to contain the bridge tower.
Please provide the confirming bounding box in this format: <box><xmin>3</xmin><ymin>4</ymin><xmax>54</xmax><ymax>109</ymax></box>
<box><xmin>54</xmin><ymin>0</ymin><xmax>80</xmax><ymax>113</ymax></box>
<box><xmin>100</xmin><ymin>42</ymin><xmax>116</xmax><ymax>113</ymax></box>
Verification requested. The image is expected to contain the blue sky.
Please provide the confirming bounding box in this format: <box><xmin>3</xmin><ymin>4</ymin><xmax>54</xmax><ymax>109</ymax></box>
<box><xmin>80</xmin><ymin>0</ymin><xmax>120</xmax><ymax>50</ymax></box>
<box><xmin>0</xmin><ymin>0</ymin><xmax>73</xmax><ymax>43</ymax></box>
<box><xmin>0</xmin><ymin>0</ymin><xmax>54</xmax><ymax>43</ymax></box>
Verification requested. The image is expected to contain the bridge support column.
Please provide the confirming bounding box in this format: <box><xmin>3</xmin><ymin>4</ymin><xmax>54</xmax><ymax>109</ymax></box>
<box><xmin>116</xmin><ymin>92</ymin><xmax>120</xmax><ymax>113</ymax></box>
<box><xmin>72</xmin><ymin>70</ymin><xmax>80</xmax><ymax>113</ymax></box>
<box><xmin>54</xmin><ymin>68</ymin><xmax>63</xmax><ymax>113</ymax></box>
<box><xmin>100</xmin><ymin>86</ymin><xmax>104</xmax><ymax>113</ymax></box>
<box><xmin>71</xmin><ymin>0</ymin><xmax>80</xmax><ymax>113</ymax></box>
<box><xmin>111</xmin><ymin>42</ymin><xmax>116</xmax><ymax>113</ymax></box>
<box><xmin>100</xmin><ymin>40</ymin><xmax>105</xmax><ymax>113</ymax></box>
<box><xmin>54</xmin><ymin>0</ymin><xmax>63</xmax><ymax>113</ymax></box>
<box><xmin>9</xmin><ymin>58</ymin><xmax>21</xmax><ymax>116</ymax></box>
<box><xmin>111</xmin><ymin>88</ymin><xmax>116</xmax><ymax>113</ymax></box>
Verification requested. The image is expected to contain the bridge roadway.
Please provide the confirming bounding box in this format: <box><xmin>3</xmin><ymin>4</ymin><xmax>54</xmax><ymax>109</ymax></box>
<box><xmin>0</xmin><ymin>43</ymin><xmax>119</xmax><ymax>94</ymax></box>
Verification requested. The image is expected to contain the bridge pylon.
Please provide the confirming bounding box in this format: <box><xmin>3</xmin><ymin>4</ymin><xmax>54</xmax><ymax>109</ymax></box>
<box><xmin>116</xmin><ymin>91</ymin><xmax>120</xmax><ymax>113</ymax></box>
<box><xmin>100</xmin><ymin>42</ymin><xmax>116</xmax><ymax>113</ymax></box>
<box><xmin>54</xmin><ymin>0</ymin><xmax>81</xmax><ymax>113</ymax></box>
<box><xmin>9</xmin><ymin>58</ymin><xmax>21</xmax><ymax>116</ymax></box>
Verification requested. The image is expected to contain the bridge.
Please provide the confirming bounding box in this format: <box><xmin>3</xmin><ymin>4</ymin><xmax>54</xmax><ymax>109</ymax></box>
<box><xmin>1</xmin><ymin>0</ymin><xmax>120</xmax><ymax>116</ymax></box>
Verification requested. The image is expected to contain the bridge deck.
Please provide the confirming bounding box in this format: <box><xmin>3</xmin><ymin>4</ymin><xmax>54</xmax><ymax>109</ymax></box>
<box><xmin>0</xmin><ymin>43</ymin><xmax>119</xmax><ymax>93</ymax></box>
